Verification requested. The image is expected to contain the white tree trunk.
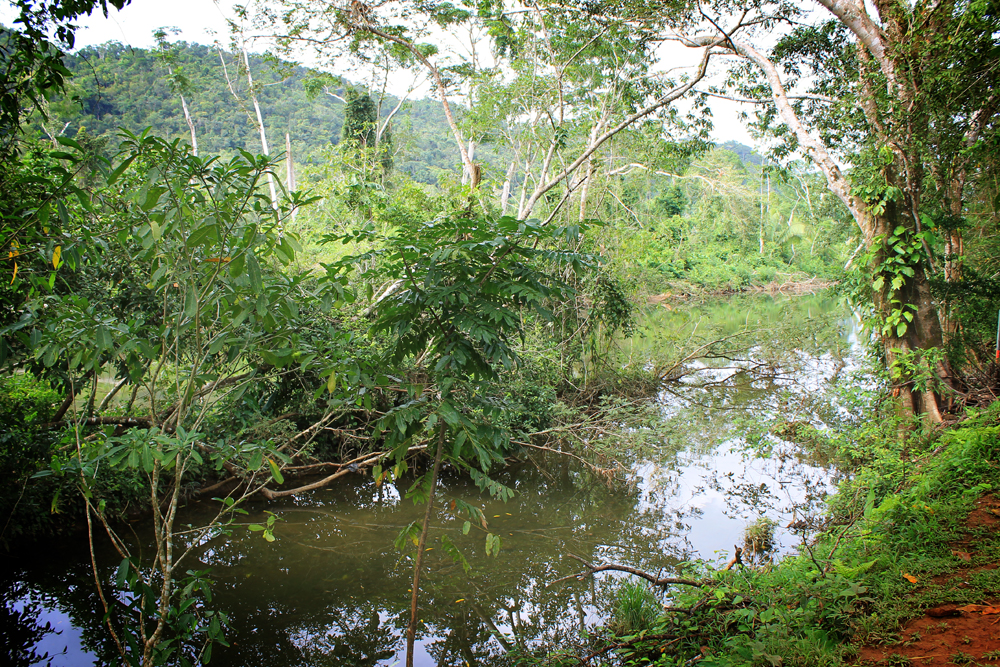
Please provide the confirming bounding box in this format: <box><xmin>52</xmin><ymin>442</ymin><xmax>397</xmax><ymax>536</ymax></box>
<box><xmin>242</xmin><ymin>46</ymin><xmax>278</xmax><ymax>208</ymax></box>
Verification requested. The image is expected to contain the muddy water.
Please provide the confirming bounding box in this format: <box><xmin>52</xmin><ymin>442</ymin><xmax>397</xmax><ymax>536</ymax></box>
<box><xmin>2</xmin><ymin>292</ymin><xmax>866</xmax><ymax>666</ymax></box>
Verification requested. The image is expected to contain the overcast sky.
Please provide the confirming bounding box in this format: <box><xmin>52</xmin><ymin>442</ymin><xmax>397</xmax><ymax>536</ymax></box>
<box><xmin>1</xmin><ymin>0</ymin><xmax>756</xmax><ymax>146</ymax></box>
<box><xmin>0</xmin><ymin>0</ymin><xmax>233</xmax><ymax>48</ymax></box>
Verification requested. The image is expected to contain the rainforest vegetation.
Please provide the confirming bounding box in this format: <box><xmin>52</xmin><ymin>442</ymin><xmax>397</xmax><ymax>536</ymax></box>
<box><xmin>1</xmin><ymin>0</ymin><xmax>999</xmax><ymax>666</ymax></box>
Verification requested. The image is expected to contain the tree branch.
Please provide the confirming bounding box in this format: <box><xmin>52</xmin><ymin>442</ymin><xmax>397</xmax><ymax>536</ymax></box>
<box><xmin>548</xmin><ymin>553</ymin><xmax>707</xmax><ymax>588</ymax></box>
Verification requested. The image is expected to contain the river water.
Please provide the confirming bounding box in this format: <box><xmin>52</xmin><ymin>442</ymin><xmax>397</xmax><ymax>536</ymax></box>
<box><xmin>2</xmin><ymin>292</ymin><xmax>869</xmax><ymax>666</ymax></box>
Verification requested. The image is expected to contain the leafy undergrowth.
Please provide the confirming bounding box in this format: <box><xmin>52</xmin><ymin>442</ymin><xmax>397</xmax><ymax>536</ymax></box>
<box><xmin>701</xmin><ymin>404</ymin><xmax>1000</xmax><ymax>667</ymax></box>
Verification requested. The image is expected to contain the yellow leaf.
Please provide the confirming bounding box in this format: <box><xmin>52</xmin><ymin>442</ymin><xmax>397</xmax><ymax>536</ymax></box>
<box><xmin>455</xmin><ymin>599</ymin><xmax>465</xmax><ymax>603</ymax></box>
<box><xmin>903</xmin><ymin>573</ymin><xmax>918</xmax><ymax>583</ymax></box>
<box><xmin>327</xmin><ymin>371</ymin><xmax>337</xmax><ymax>394</ymax></box>
<box><xmin>52</xmin><ymin>245</ymin><xmax>61</xmax><ymax>269</ymax></box>
<box><xmin>10</xmin><ymin>262</ymin><xmax>16</xmax><ymax>284</ymax></box>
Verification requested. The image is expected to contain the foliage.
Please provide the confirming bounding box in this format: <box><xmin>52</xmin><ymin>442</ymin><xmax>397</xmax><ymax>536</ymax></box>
<box><xmin>0</xmin><ymin>372</ymin><xmax>63</xmax><ymax>545</ymax></box>
<box><xmin>34</xmin><ymin>41</ymin><xmax>455</xmax><ymax>183</ymax></box>
<box><xmin>608</xmin><ymin>580</ymin><xmax>659</xmax><ymax>636</ymax></box>
<box><xmin>2</xmin><ymin>132</ymin><xmax>328</xmax><ymax>666</ymax></box>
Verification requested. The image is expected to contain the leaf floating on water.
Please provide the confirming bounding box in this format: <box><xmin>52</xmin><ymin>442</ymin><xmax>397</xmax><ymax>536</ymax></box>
<box><xmin>902</xmin><ymin>573</ymin><xmax>918</xmax><ymax>584</ymax></box>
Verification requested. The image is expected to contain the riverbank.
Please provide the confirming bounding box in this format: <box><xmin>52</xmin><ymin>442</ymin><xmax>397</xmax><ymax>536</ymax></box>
<box><xmin>644</xmin><ymin>277</ymin><xmax>838</xmax><ymax>305</ymax></box>
<box><xmin>564</xmin><ymin>402</ymin><xmax>1000</xmax><ymax>667</ymax></box>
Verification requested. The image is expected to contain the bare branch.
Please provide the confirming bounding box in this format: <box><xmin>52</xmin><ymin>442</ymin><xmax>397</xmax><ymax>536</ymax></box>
<box><xmin>548</xmin><ymin>553</ymin><xmax>707</xmax><ymax>588</ymax></box>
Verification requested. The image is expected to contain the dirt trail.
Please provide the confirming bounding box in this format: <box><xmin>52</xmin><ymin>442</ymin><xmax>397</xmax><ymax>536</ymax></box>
<box><xmin>858</xmin><ymin>495</ymin><xmax>1000</xmax><ymax>666</ymax></box>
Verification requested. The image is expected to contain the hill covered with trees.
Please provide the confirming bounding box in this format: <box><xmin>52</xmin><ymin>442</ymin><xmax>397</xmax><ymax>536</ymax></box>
<box><xmin>38</xmin><ymin>40</ymin><xmax>462</xmax><ymax>181</ymax></box>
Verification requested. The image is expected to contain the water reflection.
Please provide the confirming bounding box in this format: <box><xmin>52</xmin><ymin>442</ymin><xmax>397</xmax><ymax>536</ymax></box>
<box><xmin>4</xmin><ymin>293</ymin><xmax>866</xmax><ymax>666</ymax></box>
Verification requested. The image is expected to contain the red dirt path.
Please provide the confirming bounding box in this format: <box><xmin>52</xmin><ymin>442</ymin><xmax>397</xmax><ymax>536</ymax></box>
<box><xmin>857</xmin><ymin>495</ymin><xmax>1000</xmax><ymax>666</ymax></box>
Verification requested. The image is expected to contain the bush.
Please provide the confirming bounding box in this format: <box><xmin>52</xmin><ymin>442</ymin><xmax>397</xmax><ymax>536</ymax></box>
<box><xmin>0</xmin><ymin>374</ymin><xmax>62</xmax><ymax>546</ymax></box>
<box><xmin>609</xmin><ymin>579</ymin><xmax>660</xmax><ymax>636</ymax></box>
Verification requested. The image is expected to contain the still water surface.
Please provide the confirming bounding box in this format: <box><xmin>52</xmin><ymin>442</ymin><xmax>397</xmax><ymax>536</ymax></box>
<box><xmin>3</xmin><ymin>292</ymin><xmax>867</xmax><ymax>666</ymax></box>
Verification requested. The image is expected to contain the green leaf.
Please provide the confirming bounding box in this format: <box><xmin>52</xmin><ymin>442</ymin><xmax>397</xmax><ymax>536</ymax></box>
<box><xmin>229</xmin><ymin>252</ymin><xmax>246</xmax><ymax>278</ymax></box>
<box><xmin>187</xmin><ymin>224</ymin><xmax>217</xmax><ymax>248</ymax></box>
<box><xmin>56</xmin><ymin>136</ymin><xmax>83</xmax><ymax>150</ymax></box>
<box><xmin>115</xmin><ymin>558</ymin><xmax>130</xmax><ymax>588</ymax></box>
<box><xmin>246</xmin><ymin>252</ymin><xmax>262</xmax><ymax>293</ymax></box>
<box><xmin>108</xmin><ymin>155</ymin><xmax>136</xmax><ymax>184</ymax></box>
<box><xmin>267</xmin><ymin>457</ymin><xmax>284</xmax><ymax>485</ymax></box>
<box><xmin>184</xmin><ymin>286</ymin><xmax>198</xmax><ymax>318</ymax></box>
<box><xmin>141</xmin><ymin>186</ymin><xmax>166</xmax><ymax>212</ymax></box>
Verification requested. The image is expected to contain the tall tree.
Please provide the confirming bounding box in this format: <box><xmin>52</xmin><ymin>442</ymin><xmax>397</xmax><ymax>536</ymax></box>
<box><xmin>665</xmin><ymin>0</ymin><xmax>1000</xmax><ymax>422</ymax></box>
<box><xmin>341</xmin><ymin>87</ymin><xmax>393</xmax><ymax>171</ymax></box>
<box><xmin>241</xmin><ymin>0</ymin><xmax>723</xmax><ymax>208</ymax></box>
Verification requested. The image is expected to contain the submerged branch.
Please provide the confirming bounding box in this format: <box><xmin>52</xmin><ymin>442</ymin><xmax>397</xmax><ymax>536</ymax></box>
<box><xmin>257</xmin><ymin>444</ymin><xmax>429</xmax><ymax>500</ymax></box>
<box><xmin>512</xmin><ymin>439</ymin><xmax>620</xmax><ymax>476</ymax></box>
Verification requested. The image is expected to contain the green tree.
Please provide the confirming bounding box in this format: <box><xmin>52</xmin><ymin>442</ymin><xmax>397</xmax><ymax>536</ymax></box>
<box><xmin>0</xmin><ymin>0</ymin><xmax>133</xmax><ymax>150</ymax></box>
<box><xmin>9</xmin><ymin>133</ymin><xmax>325</xmax><ymax>666</ymax></box>
<box><xmin>342</xmin><ymin>88</ymin><xmax>377</xmax><ymax>147</ymax></box>
<box><xmin>328</xmin><ymin>213</ymin><xmax>596</xmax><ymax>667</ymax></box>
<box><xmin>341</xmin><ymin>87</ymin><xmax>393</xmax><ymax>173</ymax></box>
<box><xmin>650</xmin><ymin>0</ymin><xmax>1000</xmax><ymax>422</ymax></box>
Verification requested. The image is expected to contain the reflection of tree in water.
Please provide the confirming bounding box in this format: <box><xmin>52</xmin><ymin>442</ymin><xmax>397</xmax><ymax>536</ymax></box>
<box><xmin>421</xmin><ymin>599</ymin><xmax>509</xmax><ymax>666</ymax></box>
<box><xmin>1</xmin><ymin>582</ymin><xmax>57</xmax><ymax>667</ymax></box>
<box><xmin>292</xmin><ymin>605</ymin><xmax>397</xmax><ymax>666</ymax></box>
<box><xmin>0</xmin><ymin>546</ymin><xmax>122</xmax><ymax>666</ymax></box>
<box><xmin>1</xmin><ymin>296</ymin><xmax>862</xmax><ymax>666</ymax></box>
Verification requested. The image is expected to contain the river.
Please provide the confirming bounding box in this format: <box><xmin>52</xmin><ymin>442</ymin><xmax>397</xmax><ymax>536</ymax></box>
<box><xmin>2</xmin><ymin>292</ymin><xmax>869</xmax><ymax>666</ymax></box>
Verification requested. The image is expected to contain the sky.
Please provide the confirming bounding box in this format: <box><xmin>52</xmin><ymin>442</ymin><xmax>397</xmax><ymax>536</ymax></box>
<box><xmin>0</xmin><ymin>0</ymin><xmax>234</xmax><ymax>49</ymax></box>
<box><xmin>0</xmin><ymin>0</ymin><xmax>756</xmax><ymax>146</ymax></box>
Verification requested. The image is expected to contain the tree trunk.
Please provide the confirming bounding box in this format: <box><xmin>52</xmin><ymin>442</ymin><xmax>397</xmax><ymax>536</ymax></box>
<box><xmin>870</xmin><ymin>198</ymin><xmax>949</xmax><ymax>424</ymax></box>
<box><xmin>405</xmin><ymin>425</ymin><xmax>446</xmax><ymax>667</ymax></box>
<box><xmin>731</xmin><ymin>35</ymin><xmax>950</xmax><ymax>423</ymax></box>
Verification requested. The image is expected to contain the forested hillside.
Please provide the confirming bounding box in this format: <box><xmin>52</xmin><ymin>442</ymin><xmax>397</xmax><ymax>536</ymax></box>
<box><xmin>40</xmin><ymin>40</ymin><xmax>462</xmax><ymax>181</ymax></box>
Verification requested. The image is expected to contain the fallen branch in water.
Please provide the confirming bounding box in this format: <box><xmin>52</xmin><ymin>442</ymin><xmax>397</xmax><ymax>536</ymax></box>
<box><xmin>573</xmin><ymin>633</ymin><xmax>683</xmax><ymax>666</ymax></box>
<box><xmin>257</xmin><ymin>444</ymin><xmax>429</xmax><ymax>500</ymax></box>
<box><xmin>511</xmin><ymin>439</ymin><xmax>621</xmax><ymax>476</ymax></box>
<box><xmin>548</xmin><ymin>553</ymin><xmax>707</xmax><ymax>589</ymax></box>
